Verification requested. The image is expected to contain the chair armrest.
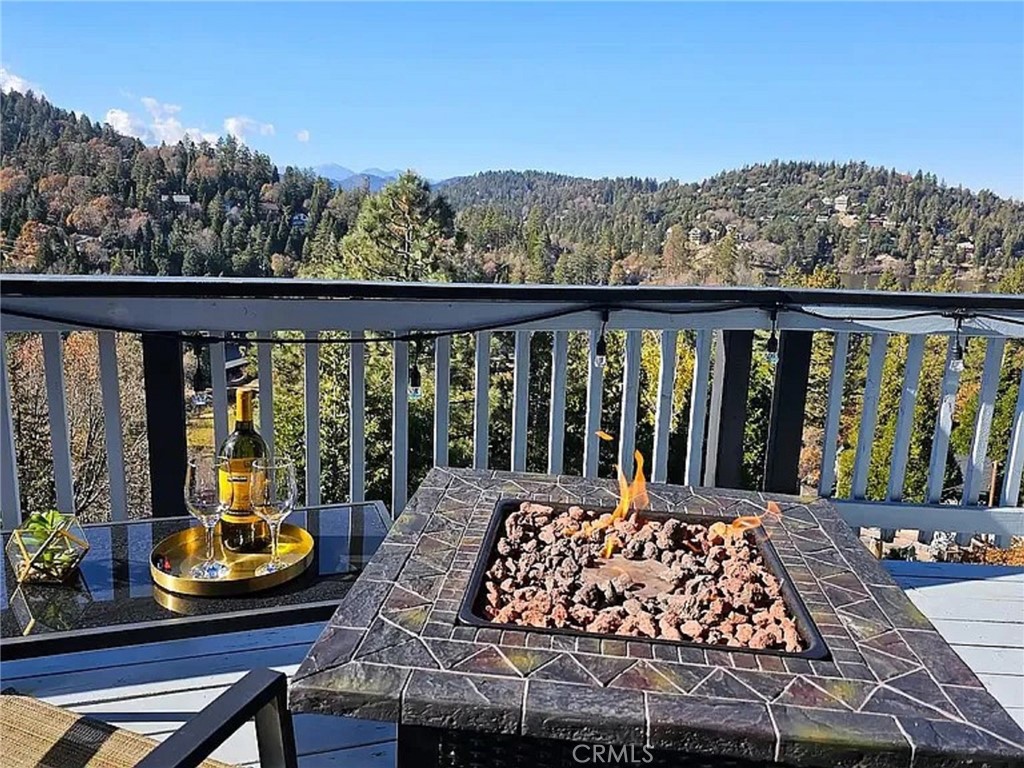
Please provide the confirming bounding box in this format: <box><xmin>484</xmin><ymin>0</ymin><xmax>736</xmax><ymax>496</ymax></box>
<box><xmin>136</xmin><ymin>667</ymin><xmax>297</xmax><ymax>768</ymax></box>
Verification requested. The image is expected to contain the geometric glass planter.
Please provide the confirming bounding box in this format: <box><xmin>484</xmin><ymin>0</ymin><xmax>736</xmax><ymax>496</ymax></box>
<box><xmin>5</xmin><ymin>510</ymin><xmax>90</xmax><ymax>584</ymax></box>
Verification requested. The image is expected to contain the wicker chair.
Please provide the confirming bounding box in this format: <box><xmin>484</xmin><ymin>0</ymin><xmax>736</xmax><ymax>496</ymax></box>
<box><xmin>1</xmin><ymin>668</ymin><xmax>297</xmax><ymax>768</ymax></box>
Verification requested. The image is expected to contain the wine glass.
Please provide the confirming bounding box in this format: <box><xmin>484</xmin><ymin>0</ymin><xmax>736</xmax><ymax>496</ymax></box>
<box><xmin>184</xmin><ymin>454</ymin><xmax>230</xmax><ymax>579</ymax></box>
<box><xmin>249</xmin><ymin>457</ymin><xmax>297</xmax><ymax>576</ymax></box>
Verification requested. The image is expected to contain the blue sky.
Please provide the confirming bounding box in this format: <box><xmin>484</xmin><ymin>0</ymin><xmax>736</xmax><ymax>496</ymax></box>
<box><xmin>2</xmin><ymin>2</ymin><xmax>1022</xmax><ymax>197</ymax></box>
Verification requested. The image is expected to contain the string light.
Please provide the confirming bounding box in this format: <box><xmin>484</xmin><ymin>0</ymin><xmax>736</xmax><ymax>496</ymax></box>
<box><xmin>408</xmin><ymin>341</ymin><xmax>423</xmax><ymax>401</ymax></box>
<box><xmin>594</xmin><ymin>309</ymin><xmax>609</xmax><ymax>369</ymax></box>
<box><xmin>5</xmin><ymin>302</ymin><xmax>1018</xmax><ymax>351</ymax></box>
<box><xmin>765</xmin><ymin>307</ymin><xmax>779</xmax><ymax>365</ymax></box>
<box><xmin>408</xmin><ymin>363</ymin><xmax>422</xmax><ymax>401</ymax></box>
<box><xmin>950</xmin><ymin>316</ymin><xmax>965</xmax><ymax>373</ymax></box>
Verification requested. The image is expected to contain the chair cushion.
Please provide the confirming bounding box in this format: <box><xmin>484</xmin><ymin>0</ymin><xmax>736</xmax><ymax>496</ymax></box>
<box><xmin>0</xmin><ymin>694</ymin><xmax>237</xmax><ymax>768</ymax></box>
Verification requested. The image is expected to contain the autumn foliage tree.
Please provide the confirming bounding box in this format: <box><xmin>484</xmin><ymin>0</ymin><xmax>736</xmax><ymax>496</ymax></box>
<box><xmin>6</xmin><ymin>333</ymin><xmax>151</xmax><ymax>520</ymax></box>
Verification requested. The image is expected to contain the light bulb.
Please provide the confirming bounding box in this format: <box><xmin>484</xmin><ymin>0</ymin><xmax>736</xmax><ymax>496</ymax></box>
<box><xmin>594</xmin><ymin>333</ymin><xmax>607</xmax><ymax>369</ymax></box>
<box><xmin>408</xmin><ymin>365</ymin><xmax>423</xmax><ymax>401</ymax></box>
<box><xmin>766</xmin><ymin>330</ymin><xmax>779</xmax><ymax>365</ymax></box>
<box><xmin>949</xmin><ymin>339</ymin><xmax>964</xmax><ymax>373</ymax></box>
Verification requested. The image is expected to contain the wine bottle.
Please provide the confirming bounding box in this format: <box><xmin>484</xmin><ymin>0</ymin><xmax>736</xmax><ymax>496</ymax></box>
<box><xmin>218</xmin><ymin>389</ymin><xmax>271</xmax><ymax>553</ymax></box>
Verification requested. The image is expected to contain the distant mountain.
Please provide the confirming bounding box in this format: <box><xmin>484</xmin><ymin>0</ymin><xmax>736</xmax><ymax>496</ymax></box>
<box><xmin>312</xmin><ymin>164</ymin><xmax>402</xmax><ymax>192</ymax></box>
<box><xmin>312</xmin><ymin>163</ymin><xmax>356</xmax><ymax>183</ymax></box>
<box><xmin>361</xmin><ymin>168</ymin><xmax>402</xmax><ymax>179</ymax></box>
<box><xmin>335</xmin><ymin>173</ymin><xmax>395</xmax><ymax>193</ymax></box>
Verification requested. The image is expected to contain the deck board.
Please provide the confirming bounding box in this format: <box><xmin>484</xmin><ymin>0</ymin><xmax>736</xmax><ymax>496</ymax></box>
<box><xmin>885</xmin><ymin>560</ymin><xmax>1024</xmax><ymax>580</ymax></box>
<box><xmin>4</xmin><ymin>561</ymin><xmax>1022</xmax><ymax>764</ymax></box>
<box><xmin>885</xmin><ymin>560</ymin><xmax>1024</xmax><ymax>730</ymax></box>
<box><xmin>895</xmin><ymin>576</ymin><xmax>1024</xmax><ymax>601</ymax></box>
<box><xmin>11</xmin><ymin>624</ymin><xmax>394</xmax><ymax>767</ymax></box>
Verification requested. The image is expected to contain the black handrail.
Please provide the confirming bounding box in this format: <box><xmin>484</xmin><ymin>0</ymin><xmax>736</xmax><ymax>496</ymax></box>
<box><xmin>2</xmin><ymin>274</ymin><xmax>1022</xmax><ymax>311</ymax></box>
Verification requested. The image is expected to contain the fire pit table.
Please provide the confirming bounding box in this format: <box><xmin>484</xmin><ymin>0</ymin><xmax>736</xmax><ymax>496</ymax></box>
<box><xmin>290</xmin><ymin>468</ymin><xmax>1024</xmax><ymax>767</ymax></box>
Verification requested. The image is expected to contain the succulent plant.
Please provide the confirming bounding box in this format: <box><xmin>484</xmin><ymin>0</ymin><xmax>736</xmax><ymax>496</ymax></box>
<box><xmin>7</xmin><ymin>509</ymin><xmax>89</xmax><ymax>582</ymax></box>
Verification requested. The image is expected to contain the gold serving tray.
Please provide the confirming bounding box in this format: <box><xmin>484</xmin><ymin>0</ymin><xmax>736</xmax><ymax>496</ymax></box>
<box><xmin>150</xmin><ymin>523</ymin><xmax>314</xmax><ymax>597</ymax></box>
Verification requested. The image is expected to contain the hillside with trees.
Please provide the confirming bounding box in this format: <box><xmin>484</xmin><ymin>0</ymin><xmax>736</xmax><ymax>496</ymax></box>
<box><xmin>441</xmin><ymin>166</ymin><xmax>1024</xmax><ymax>287</ymax></box>
<box><xmin>3</xmin><ymin>91</ymin><xmax>1023</xmax><ymax>288</ymax></box>
<box><xmin>2</xmin><ymin>90</ymin><xmax>1022</xmax><ymax>526</ymax></box>
<box><xmin>1</xmin><ymin>91</ymin><xmax>362</xmax><ymax>278</ymax></box>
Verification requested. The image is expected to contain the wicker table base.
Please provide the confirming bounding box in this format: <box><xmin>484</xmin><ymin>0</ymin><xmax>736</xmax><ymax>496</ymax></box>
<box><xmin>397</xmin><ymin>724</ymin><xmax>776</xmax><ymax>768</ymax></box>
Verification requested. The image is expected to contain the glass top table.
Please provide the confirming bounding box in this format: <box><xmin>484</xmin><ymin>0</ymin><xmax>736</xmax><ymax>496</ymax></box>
<box><xmin>1</xmin><ymin>502</ymin><xmax>390</xmax><ymax>659</ymax></box>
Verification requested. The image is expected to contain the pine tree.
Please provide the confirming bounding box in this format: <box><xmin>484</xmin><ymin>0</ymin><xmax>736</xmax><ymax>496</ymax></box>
<box><xmin>339</xmin><ymin>173</ymin><xmax>461</xmax><ymax>282</ymax></box>
<box><xmin>523</xmin><ymin>206</ymin><xmax>551</xmax><ymax>283</ymax></box>
<box><xmin>712</xmin><ymin>232</ymin><xmax>739</xmax><ymax>285</ymax></box>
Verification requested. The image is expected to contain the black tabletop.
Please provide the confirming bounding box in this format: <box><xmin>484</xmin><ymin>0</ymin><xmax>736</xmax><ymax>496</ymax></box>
<box><xmin>1</xmin><ymin>503</ymin><xmax>389</xmax><ymax>659</ymax></box>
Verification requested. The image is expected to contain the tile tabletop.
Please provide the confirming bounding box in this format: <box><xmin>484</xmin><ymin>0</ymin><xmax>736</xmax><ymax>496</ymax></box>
<box><xmin>290</xmin><ymin>468</ymin><xmax>1024</xmax><ymax>768</ymax></box>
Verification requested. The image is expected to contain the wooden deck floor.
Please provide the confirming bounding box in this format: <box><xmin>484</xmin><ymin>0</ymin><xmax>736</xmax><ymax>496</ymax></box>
<box><xmin>1</xmin><ymin>623</ymin><xmax>396</xmax><ymax>767</ymax></box>
<box><xmin>2</xmin><ymin>560</ymin><xmax>1021</xmax><ymax>766</ymax></box>
<box><xmin>884</xmin><ymin>560</ymin><xmax>1024</xmax><ymax>730</ymax></box>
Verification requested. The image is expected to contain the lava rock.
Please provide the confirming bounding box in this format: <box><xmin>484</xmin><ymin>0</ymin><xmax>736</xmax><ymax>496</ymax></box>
<box><xmin>479</xmin><ymin>502</ymin><xmax>806</xmax><ymax>653</ymax></box>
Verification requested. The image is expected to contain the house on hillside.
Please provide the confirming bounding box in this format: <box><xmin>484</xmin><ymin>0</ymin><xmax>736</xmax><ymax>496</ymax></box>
<box><xmin>875</xmin><ymin>253</ymin><xmax>901</xmax><ymax>272</ymax></box>
<box><xmin>834</xmin><ymin>195</ymin><xmax>850</xmax><ymax>213</ymax></box>
<box><xmin>160</xmin><ymin>194</ymin><xmax>192</xmax><ymax>205</ymax></box>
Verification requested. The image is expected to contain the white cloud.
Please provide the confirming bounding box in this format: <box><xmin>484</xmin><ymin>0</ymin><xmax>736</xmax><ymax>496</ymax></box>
<box><xmin>224</xmin><ymin>116</ymin><xmax>276</xmax><ymax>143</ymax></box>
<box><xmin>104</xmin><ymin>96</ymin><xmax>217</xmax><ymax>144</ymax></box>
<box><xmin>142</xmin><ymin>97</ymin><xmax>192</xmax><ymax>143</ymax></box>
<box><xmin>0</xmin><ymin>67</ymin><xmax>44</xmax><ymax>96</ymax></box>
<box><xmin>296</xmin><ymin>129</ymin><xmax>310</xmax><ymax>143</ymax></box>
<box><xmin>104</xmin><ymin>108</ymin><xmax>147</xmax><ymax>139</ymax></box>
<box><xmin>100</xmin><ymin>96</ymin><xmax>278</xmax><ymax>147</ymax></box>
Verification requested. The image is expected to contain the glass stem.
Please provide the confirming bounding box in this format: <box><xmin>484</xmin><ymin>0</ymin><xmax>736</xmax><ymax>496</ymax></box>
<box><xmin>270</xmin><ymin>522</ymin><xmax>281</xmax><ymax>566</ymax></box>
<box><xmin>205</xmin><ymin>522</ymin><xmax>215</xmax><ymax>564</ymax></box>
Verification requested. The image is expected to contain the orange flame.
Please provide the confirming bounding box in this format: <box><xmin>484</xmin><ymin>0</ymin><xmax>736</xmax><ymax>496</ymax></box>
<box><xmin>609</xmin><ymin>451</ymin><xmax>649</xmax><ymax>523</ymax></box>
<box><xmin>595</xmin><ymin>430</ymin><xmax>614</xmax><ymax>441</ymax></box>
<box><xmin>602</xmin><ymin>534</ymin><xmax>620</xmax><ymax>559</ymax></box>
<box><xmin>573</xmin><ymin>446</ymin><xmax>652</xmax><ymax>538</ymax></box>
<box><xmin>710</xmin><ymin>502</ymin><xmax>784</xmax><ymax>541</ymax></box>
<box><xmin>631</xmin><ymin>450</ymin><xmax>649</xmax><ymax>512</ymax></box>
<box><xmin>729</xmin><ymin>516</ymin><xmax>764</xmax><ymax>532</ymax></box>
<box><xmin>587</xmin><ymin>450</ymin><xmax>651</xmax><ymax>530</ymax></box>
<box><xmin>611</xmin><ymin>463</ymin><xmax>631</xmax><ymax>521</ymax></box>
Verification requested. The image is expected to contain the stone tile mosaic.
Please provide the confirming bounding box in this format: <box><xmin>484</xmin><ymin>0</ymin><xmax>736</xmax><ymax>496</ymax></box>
<box><xmin>402</xmin><ymin>669</ymin><xmax>524</xmax><ymax>734</ymax></box>
<box><xmin>524</xmin><ymin>681</ymin><xmax>646</xmax><ymax>745</ymax></box>
<box><xmin>571</xmin><ymin>654</ymin><xmax>636</xmax><ymax>686</ymax></box>
<box><xmin>530</xmin><ymin>652</ymin><xmax>596</xmax><ymax>685</ymax></box>
<box><xmin>773</xmin><ymin>705</ymin><xmax>912</xmax><ymax>768</ymax></box>
<box><xmin>648</xmin><ymin>694</ymin><xmax>776</xmax><ymax>761</ymax></box>
<box><xmin>290</xmin><ymin>467</ymin><xmax>1024</xmax><ymax>767</ymax></box>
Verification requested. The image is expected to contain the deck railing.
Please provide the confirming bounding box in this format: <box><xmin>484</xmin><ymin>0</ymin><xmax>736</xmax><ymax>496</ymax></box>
<box><xmin>1</xmin><ymin>276</ymin><xmax>1022</xmax><ymax>542</ymax></box>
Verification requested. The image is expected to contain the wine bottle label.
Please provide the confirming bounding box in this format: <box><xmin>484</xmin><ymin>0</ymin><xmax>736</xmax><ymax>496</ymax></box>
<box><xmin>219</xmin><ymin>458</ymin><xmax>253</xmax><ymax>515</ymax></box>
